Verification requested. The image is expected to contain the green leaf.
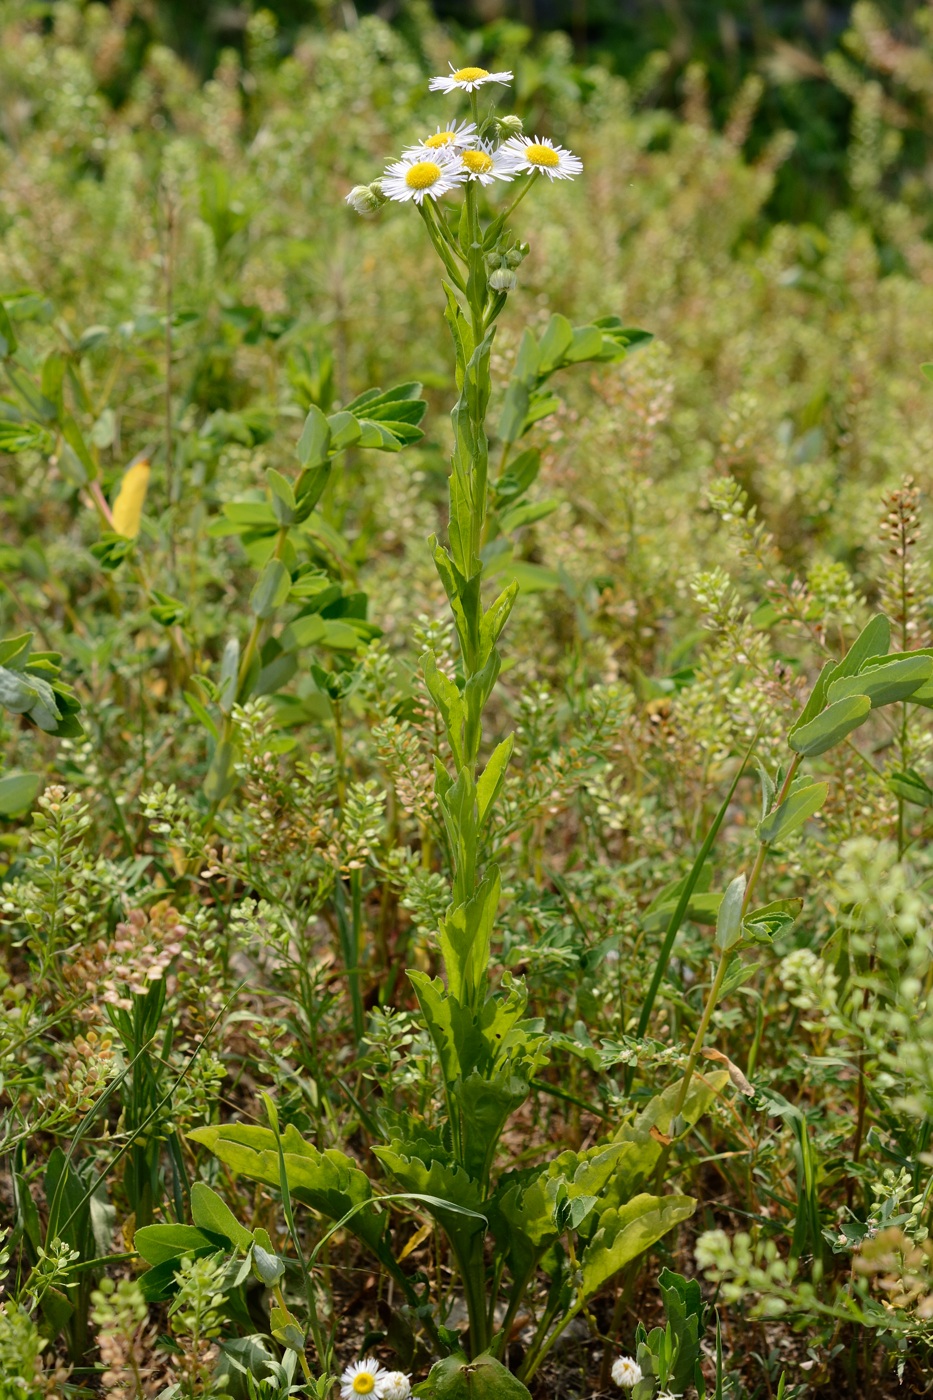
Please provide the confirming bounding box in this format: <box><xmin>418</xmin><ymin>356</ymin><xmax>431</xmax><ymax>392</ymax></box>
<box><xmin>827</xmin><ymin>654</ymin><xmax>933</xmax><ymax>708</ymax></box>
<box><xmin>0</xmin><ymin>771</ymin><xmax>41</xmax><ymax>817</ymax></box>
<box><xmin>743</xmin><ymin>898</ymin><xmax>803</xmax><ymax>942</ymax></box>
<box><xmin>580</xmin><ymin>1194</ymin><xmax>696</xmax><ymax>1300</ymax></box>
<box><xmin>829</xmin><ymin>613</ymin><xmax>891</xmax><ymax>682</ymax></box>
<box><xmin>266</xmin><ymin>468</ymin><xmax>296</xmax><ymax>525</ymax></box>
<box><xmin>0</xmin><ymin>299</ymin><xmax>17</xmax><ymax>357</ymax></box>
<box><xmin>187</xmin><ymin>1123</ymin><xmax>386</xmax><ymax>1250</ymax></box>
<box><xmin>60</xmin><ymin>415</ymin><xmax>97</xmax><ymax>483</ymax></box>
<box><xmin>327</xmin><ymin>410</ymin><xmax>362</xmax><ymax>452</ymax></box>
<box><xmin>371</xmin><ymin>1146</ymin><xmax>486</xmax><ymax>1251</ymax></box>
<box><xmin>297</xmin><ymin>405</ymin><xmax>331</xmax><ymax>467</ymax></box>
<box><xmin>498</xmin><ymin>497</ymin><xmax>560</xmax><ymax>535</ymax></box>
<box><xmin>536</xmin><ymin>314</ymin><xmax>574</xmax><ymax>374</ymax></box>
<box><xmin>250</xmin><ymin>559</ymin><xmax>291</xmax><ymax>620</ymax></box>
<box><xmin>0</xmin><ymin>633</ymin><xmax>32</xmax><ymax>669</ymax></box>
<box><xmin>922</xmin><ymin>363</ymin><xmax>933</xmax><ymax>383</ymax></box>
<box><xmin>414</xmin><ymin>1352</ymin><xmax>532</xmax><ymax>1400</ymax></box>
<box><xmin>190</xmin><ymin>1183</ymin><xmax>254</xmax><ymax>1252</ymax></box>
<box><xmin>203</xmin><ymin>738</ymin><xmax>240</xmax><ymax>802</ymax></box>
<box><xmin>563</xmin><ymin>324</ymin><xmax>605</xmax><ymax>364</ymax></box>
<box><xmin>476</xmin><ymin>737</ymin><xmax>513</xmax><ymax>829</ymax></box>
<box><xmin>135</xmin><ymin>1223</ymin><xmax>223</xmax><ymax>1266</ymax></box>
<box><xmin>756</xmin><ymin>780</ymin><xmax>828</xmax><ymax>844</ymax></box>
<box><xmin>788</xmin><ymin>659</ymin><xmax>834</xmax><ymax>738</ymax></box>
<box><xmin>438</xmin><ymin>867</ymin><xmax>501</xmax><ymax>1004</ymax></box>
<box><xmin>788</xmin><ymin>694</ymin><xmax>871</xmax><ymax>757</ymax></box>
<box><xmin>714</xmin><ymin>874</ymin><xmax>746</xmax><ymax>952</ymax></box>
<box><xmin>887</xmin><ymin>768</ymin><xmax>933</xmax><ymax>808</ymax></box>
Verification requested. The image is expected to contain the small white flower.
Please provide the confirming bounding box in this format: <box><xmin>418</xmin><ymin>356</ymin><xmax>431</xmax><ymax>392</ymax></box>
<box><xmin>460</xmin><ymin>141</ymin><xmax>519</xmax><ymax>186</ymax></box>
<box><xmin>611</xmin><ymin>1355</ymin><xmax>643</xmax><ymax>1389</ymax></box>
<box><xmin>380</xmin><ymin>1373</ymin><xmax>412</xmax><ymax>1400</ymax></box>
<box><xmin>382</xmin><ymin>150</ymin><xmax>467</xmax><ymax>206</ymax></box>
<box><xmin>429</xmin><ymin>63</ymin><xmax>514</xmax><ymax>94</ymax></box>
<box><xmin>340</xmin><ymin>1359</ymin><xmax>386</xmax><ymax>1399</ymax></box>
<box><xmin>501</xmin><ymin>134</ymin><xmax>583</xmax><ymax>181</ymax></box>
<box><xmin>403</xmin><ymin>120</ymin><xmax>478</xmax><ymax>158</ymax></box>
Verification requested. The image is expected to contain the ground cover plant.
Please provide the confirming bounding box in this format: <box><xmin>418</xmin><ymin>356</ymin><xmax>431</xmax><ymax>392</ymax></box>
<box><xmin>4</xmin><ymin>2</ymin><xmax>933</xmax><ymax>1397</ymax></box>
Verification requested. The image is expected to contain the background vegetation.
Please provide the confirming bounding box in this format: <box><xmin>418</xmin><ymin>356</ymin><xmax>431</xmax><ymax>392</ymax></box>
<box><xmin>3</xmin><ymin>0</ymin><xmax>933</xmax><ymax>1395</ymax></box>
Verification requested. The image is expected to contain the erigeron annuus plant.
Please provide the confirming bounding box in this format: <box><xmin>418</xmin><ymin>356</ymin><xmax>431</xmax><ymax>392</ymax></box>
<box><xmin>180</xmin><ymin>61</ymin><xmax>715</xmax><ymax>1398</ymax></box>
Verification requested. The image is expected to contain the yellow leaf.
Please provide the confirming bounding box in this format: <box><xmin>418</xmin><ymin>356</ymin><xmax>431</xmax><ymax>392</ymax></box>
<box><xmin>398</xmin><ymin>1221</ymin><xmax>433</xmax><ymax>1261</ymax></box>
<box><xmin>111</xmin><ymin>459</ymin><xmax>151</xmax><ymax>539</ymax></box>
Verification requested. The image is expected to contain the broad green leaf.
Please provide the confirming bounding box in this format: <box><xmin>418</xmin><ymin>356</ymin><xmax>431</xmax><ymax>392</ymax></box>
<box><xmin>0</xmin><ymin>299</ymin><xmax>17</xmax><ymax>356</ymax></box>
<box><xmin>135</xmin><ymin>1223</ymin><xmax>222</xmax><ymax>1266</ymax></box>
<box><xmin>887</xmin><ymin>768</ymin><xmax>933</xmax><ymax>808</ymax></box>
<box><xmin>563</xmin><ymin>324</ymin><xmax>604</xmax><ymax>364</ymax></box>
<box><xmin>827</xmin><ymin>655</ymin><xmax>933</xmax><ymax>708</ymax></box>
<box><xmin>537</xmin><ymin>314</ymin><xmax>575</xmax><ymax>374</ymax></box>
<box><xmin>788</xmin><ymin>694</ymin><xmax>871</xmax><ymax>757</ymax></box>
<box><xmin>641</xmin><ymin>892</ymin><xmax>722</xmax><ymax>933</ymax></box>
<box><xmin>788</xmin><ymin>659</ymin><xmax>833</xmax><ymax>738</ymax></box>
<box><xmin>580</xmin><ymin>1194</ymin><xmax>696</xmax><ymax>1300</ymax></box>
<box><xmin>439</xmin><ymin>867</ymin><xmax>501</xmax><ymax>1004</ymax></box>
<box><xmin>250</xmin><ymin>559</ymin><xmax>291</xmax><ymax>619</ymax></box>
<box><xmin>414</xmin><ymin>1351</ymin><xmax>532</xmax><ymax>1400</ymax></box>
<box><xmin>203</xmin><ymin>738</ymin><xmax>239</xmax><ymax>802</ymax></box>
<box><xmin>190</xmin><ymin>1183</ymin><xmax>254</xmax><ymax>1252</ymax></box>
<box><xmin>60</xmin><ymin>415</ymin><xmax>97</xmax><ymax>483</ymax></box>
<box><xmin>742</xmin><ymin>898</ymin><xmax>803</xmax><ymax>942</ymax></box>
<box><xmin>0</xmin><ymin>771</ymin><xmax>41</xmax><ymax>817</ymax></box>
<box><xmin>326</xmin><ymin>410</ymin><xmax>362</xmax><ymax>452</ymax></box>
<box><xmin>0</xmin><ymin>634</ymin><xmax>32</xmax><ymax>669</ymax></box>
<box><xmin>297</xmin><ymin>405</ymin><xmax>330</xmax><ymax>467</ymax></box>
<box><xmin>498</xmin><ymin>497</ymin><xmax>560</xmax><ymax>535</ymax></box>
<box><xmin>372</xmin><ymin>1146</ymin><xmax>486</xmax><ymax>1250</ymax></box>
<box><xmin>266</xmin><ymin>468</ymin><xmax>296</xmax><ymax>524</ymax></box>
<box><xmin>826</xmin><ymin>613</ymin><xmax>890</xmax><ymax>684</ymax></box>
<box><xmin>756</xmin><ymin>780</ymin><xmax>828</xmax><ymax>844</ymax></box>
<box><xmin>476</xmin><ymin>736</ymin><xmax>513</xmax><ymax>828</ymax></box>
<box><xmin>714</xmin><ymin>874</ymin><xmax>746</xmax><ymax>952</ymax></box>
<box><xmin>187</xmin><ymin>1123</ymin><xmax>386</xmax><ymax>1250</ymax></box>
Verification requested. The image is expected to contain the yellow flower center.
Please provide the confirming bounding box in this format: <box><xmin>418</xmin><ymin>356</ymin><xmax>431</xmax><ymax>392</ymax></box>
<box><xmin>452</xmin><ymin>67</ymin><xmax>489</xmax><ymax>82</ymax></box>
<box><xmin>425</xmin><ymin>131</ymin><xmax>457</xmax><ymax>148</ymax></box>
<box><xmin>523</xmin><ymin>143</ymin><xmax>560</xmax><ymax>167</ymax></box>
<box><xmin>405</xmin><ymin>161</ymin><xmax>442</xmax><ymax>190</ymax></box>
<box><xmin>462</xmin><ymin>150</ymin><xmax>493</xmax><ymax>174</ymax></box>
<box><xmin>352</xmin><ymin>1375</ymin><xmax>376</xmax><ymax>1395</ymax></box>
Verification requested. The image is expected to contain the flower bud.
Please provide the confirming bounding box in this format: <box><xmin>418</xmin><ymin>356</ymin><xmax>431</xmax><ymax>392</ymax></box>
<box><xmin>489</xmin><ymin>267</ymin><xmax>518</xmax><ymax>292</ymax></box>
<box><xmin>496</xmin><ymin>114</ymin><xmax>523</xmax><ymax>137</ymax></box>
<box><xmin>345</xmin><ymin>181</ymin><xmax>386</xmax><ymax>218</ymax></box>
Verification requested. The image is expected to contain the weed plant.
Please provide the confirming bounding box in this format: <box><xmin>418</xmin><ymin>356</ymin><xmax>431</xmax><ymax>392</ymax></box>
<box><xmin>3</xmin><ymin>4</ymin><xmax>933</xmax><ymax>1399</ymax></box>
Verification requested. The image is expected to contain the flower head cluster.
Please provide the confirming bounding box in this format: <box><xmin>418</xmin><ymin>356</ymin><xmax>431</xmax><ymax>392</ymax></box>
<box><xmin>340</xmin><ymin>1359</ymin><xmax>411</xmax><ymax>1400</ymax></box>
<box><xmin>346</xmin><ymin>62</ymin><xmax>581</xmax><ymax>211</ymax></box>
<box><xmin>611</xmin><ymin>1355</ymin><xmax>643</xmax><ymax>1389</ymax></box>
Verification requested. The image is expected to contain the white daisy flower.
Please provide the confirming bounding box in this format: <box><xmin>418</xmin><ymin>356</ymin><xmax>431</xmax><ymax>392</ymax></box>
<box><xmin>460</xmin><ymin>142</ymin><xmax>519</xmax><ymax>186</ymax></box>
<box><xmin>501</xmin><ymin>134</ymin><xmax>583</xmax><ymax>181</ymax></box>
<box><xmin>403</xmin><ymin>120</ymin><xmax>478</xmax><ymax>158</ymax></box>
<box><xmin>340</xmin><ymin>1358</ymin><xmax>386</xmax><ymax>1399</ymax></box>
<box><xmin>381</xmin><ymin>150</ymin><xmax>467</xmax><ymax>206</ymax></box>
<box><xmin>380</xmin><ymin>1373</ymin><xmax>412</xmax><ymax>1400</ymax></box>
<box><xmin>611</xmin><ymin>1355</ymin><xmax>643</xmax><ymax>1389</ymax></box>
<box><xmin>429</xmin><ymin>63</ymin><xmax>514</xmax><ymax>94</ymax></box>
